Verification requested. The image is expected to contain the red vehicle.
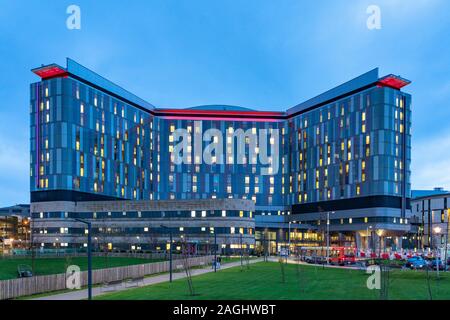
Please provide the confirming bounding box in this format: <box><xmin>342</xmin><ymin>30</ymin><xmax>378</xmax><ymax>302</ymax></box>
<box><xmin>300</xmin><ymin>246</ymin><xmax>356</xmax><ymax>265</ymax></box>
<box><xmin>329</xmin><ymin>247</ymin><xmax>356</xmax><ymax>265</ymax></box>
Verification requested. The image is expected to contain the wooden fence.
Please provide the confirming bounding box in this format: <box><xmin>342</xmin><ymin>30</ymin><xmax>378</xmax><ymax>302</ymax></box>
<box><xmin>0</xmin><ymin>255</ymin><xmax>213</xmax><ymax>300</ymax></box>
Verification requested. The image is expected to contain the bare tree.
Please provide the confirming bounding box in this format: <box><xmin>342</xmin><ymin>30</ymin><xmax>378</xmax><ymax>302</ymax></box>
<box><xmin>181</xmin><ymin>237</ymin><xmax>195</xmax><ymax>296</ymax></box>
<box><xmin>379</xmin><ymin>262</ymin><xmax>390</xmax><ymax>300</ymax></box>
<box><xmin>278</xmin><ymin>257</ymin><xmax>286</xmax><ymax>284</ymax></box>
<box><xmin>425</xmin><ymin>264</ymin><xmax>433</xmax><ymax>300</ymax></box>
<box><xmin>295</xmin><ymin>250</ymin><xmax>305</xmax><ymax>294</ymax></box>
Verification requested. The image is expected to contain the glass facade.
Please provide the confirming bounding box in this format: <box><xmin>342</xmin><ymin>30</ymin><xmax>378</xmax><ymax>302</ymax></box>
<box><xmin>30</xmin><ymin>78</ymin><xmax>411</xmax><ymax>207</ymax></box>
<box><xmin>29</xmin><ymin>60</ymin><xmax>412</xmax><ymax>252</ymax></box>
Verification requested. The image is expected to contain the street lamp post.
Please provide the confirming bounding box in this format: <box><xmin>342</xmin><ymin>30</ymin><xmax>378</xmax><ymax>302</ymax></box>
<box><xmin>240</xmin><ymin>233</ymin><xmax>243</xmax><ymax>269</ymax></box>
<box><xmin>326</xmin><ymin>212</ymin><xmax>334</xmax><ymax>265</ymax></box>
<box><xmin>74</xmin><ymin>218</ymin><xmax>92</xmax><ymax>300</ymax></box>
<box><xmin>445</xmin><ymin>209</ymin><xmax>450</xmax><ymax>271</ymax></box>
<box><xmin>160</xmin><ymin>225</ymin><xmax>172</xmax><ymax>282</ymax></box>
<box><xmin>367</xmin><ymin>225</ymin><xmax>373</xmax><ymax>254</ymax></box>
<box><xmin>434</xmin><ymin>226</ymin><xmax>442</xmax><ymax>278</ymax></box>
<box><xmin>213</xmin><ymin>230</ymin><xmax>217</xmax><ymax>273</ymax></box>
<box><xmin>326</xmin><ymin>213</ymin><xmax>330</xmax><ymax>265</ymax></box>
<box><xmin>288</xmin><ymin>221</ymin><xmax>291</xmax><ymax>263</ymax></box>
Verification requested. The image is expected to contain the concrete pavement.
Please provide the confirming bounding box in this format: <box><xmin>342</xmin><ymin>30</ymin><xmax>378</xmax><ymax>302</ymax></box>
<box><xmin>32</xmin><ymin>257</ymin><xmax>263</xmax><ymax>300</ymax></box>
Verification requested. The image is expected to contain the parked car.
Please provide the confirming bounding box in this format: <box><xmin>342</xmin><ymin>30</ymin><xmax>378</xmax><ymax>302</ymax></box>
<box><xmin>354</xmin><ymin>261</ymin><xmax>367</xmax><ymax>271</ymax></box>
<box><xmin>339</xmin><ymin>254</ymin><xmax>356</xmax><ymax>265</ymax></box>
<box><xmin>430</xmin><ymin>258</ymin><xmax>448</xmax><ymax>271</ymax></box>
<box><xmin>406</xmin><ymin>256</ymin><xmax>428</xmax><ymax>269</ymax></box>
<box><xmin>17</xmin><ymin>264</ymin><xmax>33</xmax><ymax>278</ymax></box>
<box><xmin>305</xmin><ymin>256</ymin><xmax>327</xmax><ymax>265</ymax></box>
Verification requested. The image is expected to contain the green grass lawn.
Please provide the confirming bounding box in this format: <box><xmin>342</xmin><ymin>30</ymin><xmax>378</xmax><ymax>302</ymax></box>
<box><xmin>0</xmin><ymin>256</ymin><xmax>163</xmax><ymax>280</ymax></box>
<box><xmin>96</xmin><ymin>261</ymin><xmax>450</xmax><ymax>300</ymax></box>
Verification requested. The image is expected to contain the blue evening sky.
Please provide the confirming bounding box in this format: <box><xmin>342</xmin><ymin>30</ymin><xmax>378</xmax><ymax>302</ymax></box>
<box><xmin>0</xmin><ymin>0</ymin><xmax>449</xmax><ymax>206</ymax></box>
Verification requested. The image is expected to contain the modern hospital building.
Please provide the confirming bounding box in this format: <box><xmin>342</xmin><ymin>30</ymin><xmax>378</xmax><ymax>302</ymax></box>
<box><xmin>30</xmin><ymin>59</ymin><xmax>412</xmax><ymax>254</ymax></box>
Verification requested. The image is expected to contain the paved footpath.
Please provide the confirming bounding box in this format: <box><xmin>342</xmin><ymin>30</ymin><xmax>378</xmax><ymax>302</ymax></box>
<box><xmin>32</xmin><ymin>258</ymin><xmax>263</xmax><ymax>300</ymax></box>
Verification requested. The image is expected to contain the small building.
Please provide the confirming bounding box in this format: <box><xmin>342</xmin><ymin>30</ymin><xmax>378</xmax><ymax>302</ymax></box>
<box><xmin>0</xmin><ymin>204</ymin><xmax>31</xmax><ymax>252</ymax></box>
<box><xmin>411</xmin><ymin>188</ymin><xmax>450</xmax><ymax>250</ymax></box>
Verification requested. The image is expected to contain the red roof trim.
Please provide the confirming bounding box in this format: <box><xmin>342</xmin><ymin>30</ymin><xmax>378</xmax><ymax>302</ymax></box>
<box><xmin>161</xmin><ymin>116</ymin><xmax>282</xmax><ymax>122</ymax></box>
<box><xmin>32</xmin><ymin>65</ymin><xmax>68</xmax><ymax>80</ymax></box>
<box><xmin>378</xmin><ymin>75</ymin><xmax>411</xmax><ymax>90</ymax></box>
<box><xmin>155</xmin><ymin>108</ymin><xmax>285</xmax><ymax>118</ymax></box>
